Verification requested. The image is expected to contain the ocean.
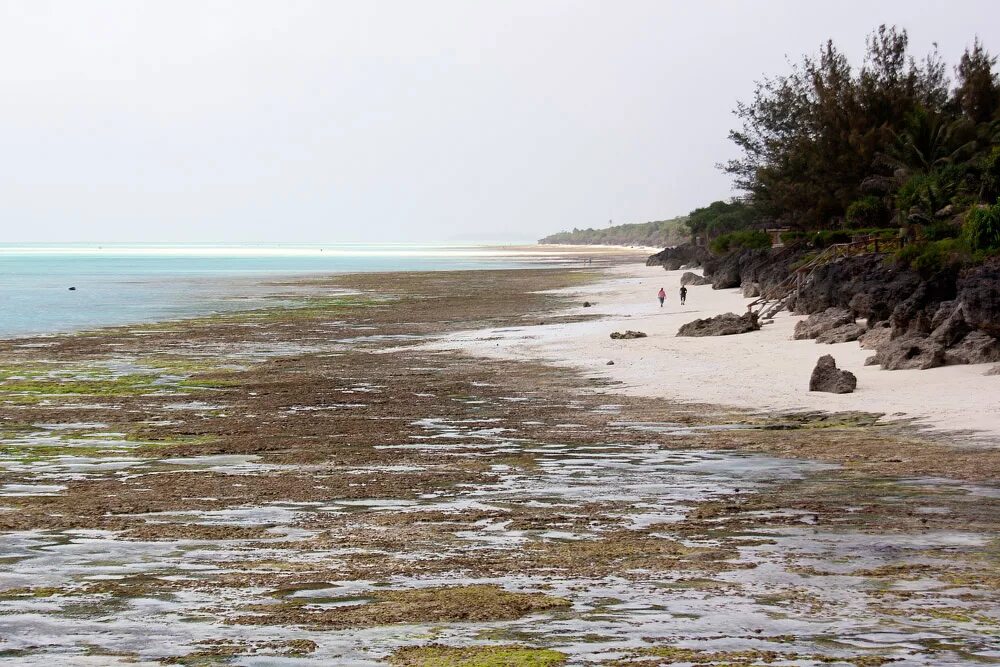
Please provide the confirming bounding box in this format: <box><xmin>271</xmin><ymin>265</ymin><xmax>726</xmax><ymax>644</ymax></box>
<box><xmin>0</xmin><ymin>243</ymin><xmax>567</xmax><ymax>338</ymax></box>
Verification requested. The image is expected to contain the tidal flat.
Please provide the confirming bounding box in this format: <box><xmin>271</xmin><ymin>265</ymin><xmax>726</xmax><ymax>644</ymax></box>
<box><xmin>0</xmin><ymin>266</ymin><xmax>998</xmax><ymax>666</ymax></box>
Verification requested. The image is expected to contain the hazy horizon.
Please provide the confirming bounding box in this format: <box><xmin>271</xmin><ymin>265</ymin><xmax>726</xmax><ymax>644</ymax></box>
<box><xmin>2</xmin><ymin>1</ymin><xmax>998</xmax><ymax>243</ymax></box>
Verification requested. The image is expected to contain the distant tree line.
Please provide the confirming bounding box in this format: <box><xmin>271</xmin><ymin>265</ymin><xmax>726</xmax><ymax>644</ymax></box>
<box><xmin>539</xmin><ymin>217</ymin><xmax>689</xmax><ymax>247</ymax></box>
<box><xmin>688</xmin><ymin>26</ymin><xmax>1000</xmax><ymax>267</ymax></box>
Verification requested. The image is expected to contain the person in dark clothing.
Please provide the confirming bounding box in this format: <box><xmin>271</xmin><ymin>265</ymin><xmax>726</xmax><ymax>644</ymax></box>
<box><xmin>679</xmin><ymin>285</ymin><xmax>687</xmax><ymax>305</ymax></box>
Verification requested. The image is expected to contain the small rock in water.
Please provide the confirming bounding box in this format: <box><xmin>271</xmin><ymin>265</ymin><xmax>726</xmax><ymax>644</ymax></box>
<box><xmin>68</xmin><ymin>286</ymin><xmax>76</xmax><ymax>291</ymax></box>
<box><xmin>606</xmin><ymin>360</ymin><xmax>615</xmax><ymax>365</ymax></box>
<box><xmin>583</xmin><ymin>301</ymin><xmax>593</xmax><ymax>307</ymax></box>
<box><xmin>610</xmin><ymin>330</ymin><xmax>647</xmax><ymax>340</ymax></box>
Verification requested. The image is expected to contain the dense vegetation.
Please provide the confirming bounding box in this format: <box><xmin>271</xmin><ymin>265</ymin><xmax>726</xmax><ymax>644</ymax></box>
<box><xmin>539</xmin><ymin>217</ymin><xmax>689</xmax><ymax>247</ymax></box>
<box><xmin>690</xmin><ymin>26</ymin><xmax>1000</xmax><ymax>266</ymax></box>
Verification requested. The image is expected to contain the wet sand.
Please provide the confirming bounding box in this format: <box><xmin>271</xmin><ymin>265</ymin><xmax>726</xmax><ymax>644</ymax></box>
<box><xmin>0</xmin><ymin>257</ymin><xmax>998</xmax><ymax>665</ymax></box>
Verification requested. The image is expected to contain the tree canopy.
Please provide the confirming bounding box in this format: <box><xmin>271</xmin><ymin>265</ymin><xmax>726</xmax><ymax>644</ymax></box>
<box><xmin>719</xmin><ymin>26</ymin><xmax>999</xmax><ymax>232</ymax></box>
<box><xmin>539</xmin><ymin>217</ymin><xmax>689</xmax><ymax>247</ymax></box>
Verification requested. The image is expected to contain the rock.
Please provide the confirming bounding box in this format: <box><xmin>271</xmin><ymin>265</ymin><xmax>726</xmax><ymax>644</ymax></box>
<box><xmin>986</xmin><ymin>364</ymin><xmax>1000</xmax><ymax>376</ymax></box>
<box><xmin>928</xmin><ymin>300</ymin><xmax>969</xmax><ymax>347</ymax></box>
<box><xmin>702</xmin><ymin>246</ymin><xmax>805</xmax><ymax>292</ymax></box>
<box><xmin>68</xmin><ymin>287</ymin><xmax>76</xmax><ymax>291</ymax></box>
<box><xmin>606</xmin><ymin>360</ymin><xmax>615</xmax><ymax>365</ymax></box>
<box><xmin>809</xmin><ymin>355</ymin><xmax>857</xmax><ymax>393</ymax></box>
<box><xmin>646</xmin><ymin>244</ymin><xmax>711</xmax><ymax>270</ymax></box>
<box><xmin>583</xmin><ymin>301</ymin><xmax>593</xmax><ymax>308</ymax></box>
<box><xmin>944</xmin><ymin>331</ymin><xmax>1000</xmax><ymax>366</ymax></box>
<box><xmin>680</xmin><ymin>272</ymin><xmax>711</xmax><ymax>286</ymax></box>
<box><xmin>610</xmin><ymin>330</ymin><xmax>647</xmax><ymax>340</ymax></box>
<box><xmin>793</xmin><ymin>308</ymin><xmax>855</xmax><ymax>340</ymax></box>
<box><xmin>816</xmin><ymin>322</ymin><xmax>867</xmax><ymax>344</ymax></box>
<box><xmin>858</xmin><ymin>321</ymin><xmax>891</xmax><ymax>350</ymax></box>
<box><xmin>742</xmin><ymin>282</ymin><xmax>761</xmax><ymax>298</ymax></box>
<box><xmin>935</xmin><ymin>204</ymin><xmax>955</xmax><ymax>219</ymax></box>
<box><xmin>871</xmin><ymin>333</ymin><xmax>946</xmax><ymax>370</ymax></box>
<box><xmin>955</xmin><ymin>259</ymin><xmax>1000</xmax><ymax>338</ymax></box>
<box><xmin>677</xmin><ymin>312</ymin><xmax>760</xmax><ymax>337</ymax></box>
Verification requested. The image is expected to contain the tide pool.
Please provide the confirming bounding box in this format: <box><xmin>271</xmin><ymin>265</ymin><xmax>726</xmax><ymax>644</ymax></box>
<box><xmin>0</xmin><ymin>243</ymin><xmax>565</xmax><ymax>338</ymax></box>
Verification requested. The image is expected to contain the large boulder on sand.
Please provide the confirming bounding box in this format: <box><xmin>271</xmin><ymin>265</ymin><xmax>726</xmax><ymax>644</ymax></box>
<box><xmin>742</xmin><ymin>282</ymin><xmax>761</xmax><ymax>298</ymax></box>
<box><xmin>677</xmin><ymin>312</ymin><xmax>759</xmax><ymax>337</ymax></box>
<box><xmin>809</xmin><ymin>355</ymin><xmax>857</xmax><ymax>393</ymax></box>
<box><xmin>816</xmin><ymin>322</ymin><xmax>867</xmax><ymax>344</ymax></box>
<box><xmin>793</xmin><ymin>308</ymin><xmax>856</xmax><ymax>340</ymax></box>
<box><xmin>680</xmin><ymin>271</ymin><xmax>711</xmax><ymax>286</ymax></box>
<box><xmin>868</xmin><ymin>333</ymin><xmax>946</xmax><ymax>370</ymax></box>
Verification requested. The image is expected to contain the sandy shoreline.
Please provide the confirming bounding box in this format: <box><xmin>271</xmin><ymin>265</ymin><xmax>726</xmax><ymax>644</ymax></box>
<box><xmin>426</xmin><ymin>262</ymin><xmax>1000</xmax><ymax>442</ymax></box>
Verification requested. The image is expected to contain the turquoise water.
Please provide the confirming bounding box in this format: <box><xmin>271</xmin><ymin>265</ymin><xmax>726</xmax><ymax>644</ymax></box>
<box><xmin>0</xmin><ymin>244</ymin><xmax>564</xmax><ymax>338</ymax></box>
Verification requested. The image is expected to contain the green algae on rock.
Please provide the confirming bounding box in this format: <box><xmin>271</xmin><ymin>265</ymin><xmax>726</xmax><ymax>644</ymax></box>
<box><xmin>232</xmin><ymin>584</ymin><xmax>571</xmax><ymax>629</ymax></box>
<box><xmin>387</xmin><ymin>644</ymin><xmax>567</xmax><ymax>667</ymax></box>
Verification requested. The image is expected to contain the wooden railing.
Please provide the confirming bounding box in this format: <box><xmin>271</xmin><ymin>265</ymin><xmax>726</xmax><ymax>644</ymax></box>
<box><xmin>746</xmin><ymin>233</ymin><xmax>900</xmax><ymax>319</ymax></box>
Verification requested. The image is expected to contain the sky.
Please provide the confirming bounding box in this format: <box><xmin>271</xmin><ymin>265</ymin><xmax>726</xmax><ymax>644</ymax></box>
<box><xmin>1</xmin><ymin>1</ymin><xmax>998</xmax><ymax>243</ymax></box>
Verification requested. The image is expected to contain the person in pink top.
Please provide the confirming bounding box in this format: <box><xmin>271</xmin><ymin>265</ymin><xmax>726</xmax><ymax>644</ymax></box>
<box><xmin>657</xmin><ymin>287</ymin><xmax>666</xmax><ymax>307</ymax></box>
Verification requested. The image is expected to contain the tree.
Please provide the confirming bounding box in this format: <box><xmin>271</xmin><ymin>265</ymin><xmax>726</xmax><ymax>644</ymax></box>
<box><xmin>954</xmin><ymin>38</ymin><xmax>1000</xmax><ymax>124</ymax></box>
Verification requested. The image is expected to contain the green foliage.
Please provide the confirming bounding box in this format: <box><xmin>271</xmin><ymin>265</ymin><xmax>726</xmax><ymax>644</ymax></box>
<box><xmin>709</xmin><ymin>230</ymin><xmax>771</xmax><ymax>254</ymax></box>
<box><xmin>780</xmin><ymin>231</ymin><xmax>808</xmax><ymax>246</ymax></box>
<box><xmin>685</xmin><ymin>200</ymin><xmax>758</xmax><ymax>238</ymax></box>
<box><xmin>981</xmin><ymin>146</ymin><xmax>1000</xmax><ymax>202</ymax></box>
<box><xmin>923</xmin><ymin>221</ymin><xmax>962</xmax><ymax>241</ymax></box>
<box><xmin>846</xmin><ymin>196</ymin><xmax>888</xmax><ymax>228</ymax></box>
<box><xmin>964</xmin><ymin>201</ymin><xmax>1000</xmax><ymax>251</ymax></box>
<box><xmin>723</xmin><ymin>24</ymin><xmax>1000</xmax><ymax>246</ymax></box>
<box><xmin>895</xmin><ymin>238</ymin><xmax>970</xmax><ymax>276</ymax></box>
<box><xmin>810</xmin><ymin>230</ymin><xmax>853</xmax><ymax>248</ymax></box>
<box><xmin>895</xmin><ymin>165</ymin><xmax>970</xmax><ymax>218</ymax></box>
<box><xmin>539</xmin><ymin>217</ymin><xmax>688</xmax><ymax>247</ymax></box>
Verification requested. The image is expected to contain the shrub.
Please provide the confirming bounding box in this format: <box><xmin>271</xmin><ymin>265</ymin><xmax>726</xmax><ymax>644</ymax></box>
<box><xmin>709</xmin><ymin>230</ymin><xmax>771</xmax><ymax>254</ymax></box>
<box><xmin>896</xmin><ymin>167</ymin><xmax>963</xmax><ymax>218</ymax></box>
<box><xmin>780</xmin><ymin>231</ymin><xmax>809</xmax><ymax>246</ymax></box>
<box><xmin>981</xmin><ymin>146</ymin><xmax>1000</xmax><ymax>203</ymax></box>
<box><xmin>846</xmin><ymin>196</ymin><xmax>888</xmax><ymax>228</ymax></box>
<box><xmin>964</xmin><ymin>200</ymin><xmax>1000</xmax><ymax>251</ymax></box>
<box><xmin>923</xmin><ymin>221</ymin><xmax>962</xmax><ymax>241</ymax></box>
<box><xmin>811</xmin><ymin>230</ymin><xmax>852</xmax><ymax>248</ymax></box>
<box><xmin>895</xmin><ymin>238</ymin><xmax>971</xmax><ymax>276</ymax></box>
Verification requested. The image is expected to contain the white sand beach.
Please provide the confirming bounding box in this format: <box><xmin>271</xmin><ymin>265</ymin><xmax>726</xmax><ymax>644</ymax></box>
<box><xmin>426</xmin><ymin>263</ymin><xmax>1000</xmax><ymax>441</ymax></box>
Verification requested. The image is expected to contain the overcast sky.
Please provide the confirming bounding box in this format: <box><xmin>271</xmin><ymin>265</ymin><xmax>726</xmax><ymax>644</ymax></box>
<box><xmin>1</xmin><ymin>1</ymin><xmax>997</xmax><ymax>243</ymax></box>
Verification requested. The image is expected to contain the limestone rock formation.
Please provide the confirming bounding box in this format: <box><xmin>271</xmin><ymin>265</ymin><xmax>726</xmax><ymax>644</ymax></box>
<box><xmin>793</xmin><ymin>308</ymin><xmax>856</xmax><ymax>340</ymax></box>
<box><xmin>858</xmin><ymin>321</ymin><xmax>891</xmax><ymax>350</ymax></box>
<box><xmin>944</xmin><ymin>331</ymin><xmax>1000</xmax><ymax>366</ymax></box>
<box><xmin>870</xmin><ymin>333</ymin><xmax>947</xmax><ymax>370</ymax></box>
<box><xmin>680</xmin><ymin>272</ymin><xmax>711</xmax><ymax>286</ymax></box>
<box><xmin>816</xmin><ymin>322</ymin><xmax>867</xmax><ymax>344</ymax></box>
<box><xmin>809</xmin><ymin>354</ymin><xmax>857</xmax><ymax>393</ymax></box>
<box><xmin>677</xmin><ymin>312</ymin><xmax>759</xmax><ymax>337</ymax></box>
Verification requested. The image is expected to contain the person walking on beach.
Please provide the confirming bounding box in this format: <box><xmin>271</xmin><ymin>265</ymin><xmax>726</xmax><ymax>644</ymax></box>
<box><xmin>679</xmin><ymin>285</ymin><xmax>687</xmax><ymax>305</ymax></box>
<box><xmin>657</xmin><ymin>287</ymin><xmax>666</xmax><ymax>307</ymax></box>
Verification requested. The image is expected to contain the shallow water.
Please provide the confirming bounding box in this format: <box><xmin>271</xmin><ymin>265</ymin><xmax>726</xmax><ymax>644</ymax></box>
<box><xmin>0</xmin><ymin>243</ymin><xmax>561</xmax><ymax>338</ymax></box>
<box><xmin>2</xmin><ymin>412</ymin><xmax>997</xmax><ymax>665</ymax></box>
